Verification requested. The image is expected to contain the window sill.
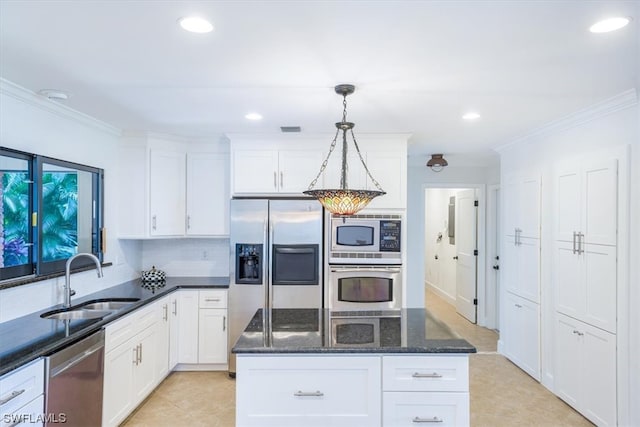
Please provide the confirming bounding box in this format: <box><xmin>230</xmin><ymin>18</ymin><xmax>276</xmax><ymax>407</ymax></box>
<box><xmin>0</xmin><ymin>262</ymin><xmax>113</xmax><ymax>291</ymax></box>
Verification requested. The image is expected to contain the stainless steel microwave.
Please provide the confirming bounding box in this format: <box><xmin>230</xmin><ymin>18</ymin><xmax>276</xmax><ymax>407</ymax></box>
<box><xmin>329</xmin><ymin>214</ymin><xmax>402</xmax><ymax>265</ymax></box>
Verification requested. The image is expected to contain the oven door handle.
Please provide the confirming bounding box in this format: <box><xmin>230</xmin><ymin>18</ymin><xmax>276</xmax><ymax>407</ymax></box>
<box><xmin>330</xmin><ymin>267</ymin><xmax>401</xmax><ymax>273</ymax></box>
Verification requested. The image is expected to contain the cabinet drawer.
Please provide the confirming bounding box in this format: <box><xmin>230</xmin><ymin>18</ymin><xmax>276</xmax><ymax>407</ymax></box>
<box><xmin>199</xmin><ymin>290</ymin><xmax>227</xmax><ymax>309</ymax></box>
<box><xmin>383</xmin><ymin>391</ymin><xmax>469</xmax><ymax>427</ymax></box>
<box><xmin>1</xmin><ymin>394</ymin><xmax>45</xmax><ymax>427</ymax></box>
<box><xmin>106</xmin><ymin>302</ymin><xmax>158</xmax><ymax>350</ymax></box>
<box><xmin>0</xmin><ymin>359</ymin><xmax>44</xmax><ymax>419</ymax></box>
<box><xmin>382</xmin><ymin>356</ymin><xmax>469</xmax><ymax>392</ymax></box>
<box><xmin>236</xmin><ymin>356</ymin><xmax>380</xmax><ymax>427</ymax></box>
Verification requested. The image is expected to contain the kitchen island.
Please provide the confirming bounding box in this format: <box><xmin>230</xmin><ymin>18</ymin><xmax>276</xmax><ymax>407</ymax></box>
<box><xmin>232</xmin><ymin>308</ymin><xmax>476</xmax><ymax>427</ymax></box>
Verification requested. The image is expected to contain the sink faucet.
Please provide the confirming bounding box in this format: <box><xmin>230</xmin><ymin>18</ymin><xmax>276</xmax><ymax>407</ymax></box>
<box><xmin>64</xmin><ymin>253</ymin><xmax>103</xmax><ymax>308</ymax></box>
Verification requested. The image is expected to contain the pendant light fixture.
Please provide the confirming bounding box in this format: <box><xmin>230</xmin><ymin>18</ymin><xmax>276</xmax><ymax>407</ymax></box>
<box><xmin>303</xmin><ymin>84</ymin><xmax>385</xmax><ymax>215</ymax></box>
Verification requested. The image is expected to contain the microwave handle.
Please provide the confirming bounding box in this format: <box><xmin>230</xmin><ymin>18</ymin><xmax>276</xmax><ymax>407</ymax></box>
<box><xmin>330</xmin><ymin>267</ymin><xmax>401</xmax><ymax>273</ymax></box>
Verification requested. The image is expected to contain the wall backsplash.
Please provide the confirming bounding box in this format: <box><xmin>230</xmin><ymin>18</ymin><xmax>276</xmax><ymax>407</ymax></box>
<box><xmin>140</xmin><ymin>238</ymin><xmax>229</xmax><ymax>277</ymax></box>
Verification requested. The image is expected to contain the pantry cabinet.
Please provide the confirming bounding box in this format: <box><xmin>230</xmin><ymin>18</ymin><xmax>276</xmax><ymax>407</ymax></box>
<box><xmin>555</xmin><ymin>313</ymin><xmax>616</xmax><ymax>426</ymax></box>
<box><xmin>502</xmin><ymin>235</ymin><xmax>540</xmax><ymax>304</ymax></box>
<box><xmin>503</xmin><ymin>173</ymin><xmax>541</xmax><ymax>239</ymax></box>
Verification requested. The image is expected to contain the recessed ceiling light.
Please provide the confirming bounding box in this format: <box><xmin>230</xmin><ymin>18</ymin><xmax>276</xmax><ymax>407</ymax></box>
<box><xmin>38</xmin><ymin>89</ymin><xmax>70</xmax><ymax>101</ymax></box>
<box><xmin>245</xmin><ymin>113</ymin><xmax>263</xmax><ymax>121</ymax></box>
<box><xmin>178</xmin><ymin>16</ymin><xmax>214</xmax><ymax>34</ymax></box>
<box><xmin>589</xmin><ymin>17</ymin><xmax>631</xmax><ymax>33</ymax></box>
<box><xmin>462</xmin><ymin>112</ymin><xmax>481</xmax><ymax>120</ymax></box>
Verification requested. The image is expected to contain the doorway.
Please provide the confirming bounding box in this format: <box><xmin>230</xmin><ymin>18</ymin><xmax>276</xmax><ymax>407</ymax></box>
<box><xmin>423</xmin><ymin>184</ymin><xmax>497</xmax><ymax>328</ymax></box>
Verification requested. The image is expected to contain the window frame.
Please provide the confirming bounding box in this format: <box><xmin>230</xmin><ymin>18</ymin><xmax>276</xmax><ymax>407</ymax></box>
<box><xmin>0</xmin><ymin>147</ymin><xmax>104</xmax><ymax>282</ymax></box>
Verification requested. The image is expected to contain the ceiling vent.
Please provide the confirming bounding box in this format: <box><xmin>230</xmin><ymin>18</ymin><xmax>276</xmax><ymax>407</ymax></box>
<box><xmin>280</xmin><ymin>126</ymin><xmax>301</xmax><ymax>133</ymax></box>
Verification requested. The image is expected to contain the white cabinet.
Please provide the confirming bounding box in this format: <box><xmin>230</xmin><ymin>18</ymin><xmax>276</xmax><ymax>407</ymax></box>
<box><xmin>382</xmin><ymin>355</ymin><xmax>469</xmax><ymax>427</ymax></box>
<box><xmin>503</xmin><ymin>173</ymin><xmax>540</xmax><ymax>239</ymax></box>
<box><xmin>503</xmin><ymin>292</ymin><xmax>540</xmax><ymax>380</ymax></box>
<box><xmin>363</xmin><ymin>151</ymin><xmax>406</xmax><ymax>210</ymax></box>
<box><xmin>149</xmin><ymin>149</ymin><xmax>186</xmax><ymax>236</ymax></box>
<box><xmin>502</xmin><ymin>235</ymin><xmax>540</xmax><ymax>304</ymax></box>
<box><xmin>176</xmin><ymin>290</ymin><xmax>228</xmax><ymax>366</ymax></box>
<box><xmin>118</xmin><ymin>136</ymin><xmax>230</xmax><ymax>238</ymax></box>
<box><xmin>103</xmin><ymin>303</ymin><xmax>159</xmax><ymax>427</ymax></box>
<box><xmin>554</xmin><ymin>156</ymin><xmax>618</xmax><ymax>334</ymax></box>
<box><xmin>232</xmin><ymin>149</ymin><xmax>324</xmax><ymax>194</ymax></box>
<box><xmin>555</xmin><ymin>313</ymin><xmax>616</xmax><ymax>427</ymax></box>
<box><xmin>198</xmin><ymin>290</ymin><xmax>228</xmax><ymax>364</ymax></box>
<box><xmin>236</xmin><ymin>355</ymin><xmax>381</xmax><ymax>427</ymax></box>
<box><xmin>0</xmin><ymin>359</ymin><xmax>45</xmax><ymax>427</ymax></box>
<box><xmin>186</xmin><ymin>152</ymin><xmax>229</xmax><ymax>236</ymax></box>
<box><xmin>156</xmin><ymin>297</ymin><xmax>172</xmax><ymax>379</ymax></box>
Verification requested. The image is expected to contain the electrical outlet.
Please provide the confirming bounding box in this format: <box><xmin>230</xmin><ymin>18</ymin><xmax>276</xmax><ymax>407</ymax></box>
<box><xmin>202</xmin><ymin>250</ymin><xmax>209</xmax><ymax>260</ymax></box>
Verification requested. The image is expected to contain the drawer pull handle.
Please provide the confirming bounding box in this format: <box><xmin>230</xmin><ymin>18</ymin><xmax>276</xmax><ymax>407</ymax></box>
<box><xmin>412</xmin><ymin>372</ymin><xmax>443</xmax><ymax>378</ymax></box>
<box><xmin>413</xmin><ymin>416</ymin><xmax>443</xmax><ymax>423</ymax></box>
<box><xmin>0</xmin><ymin>389</ymin><xmax>25</xmax><ymax>406</ymax></box>
<box><xmin>294</xmin><ymin>390</ymin><xmax>324</xmax><ymax>397</ymax></box>
<box><xmin>205</xmin><ymin>298</ymin><xmax>221</xmax><ymax>302</ymax></box>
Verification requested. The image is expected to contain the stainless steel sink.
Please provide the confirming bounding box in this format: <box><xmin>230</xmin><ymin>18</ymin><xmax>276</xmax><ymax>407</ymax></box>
<box><xmin>41</xmin><ymin>309</ymin><xmax>112</xmax><ymax>320</ymax></box>
<box><xmin>80</xmin><ymin>300</ymin><xmax>138</xmax><ymax>311</ymax></box>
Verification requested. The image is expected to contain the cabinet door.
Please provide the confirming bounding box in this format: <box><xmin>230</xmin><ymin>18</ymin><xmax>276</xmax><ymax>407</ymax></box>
<box><xmin>583</xmin><ymin>159</ymin><xmax>617</xmax><ymax>246</ymax></box>
<box><xmin>232</xmin><ymin>150</ymin><xmax>278</xmax><ymax>194</ymax></box>
<box><xmin>518</xmin><ymin>176</ymin><xmax>540</xmax><ymax>238</ymax></box>
<box><xmin>102</xmin><ymin>340</ymin><xmax>135</xmax><ymax>427</ymax></box>
<box><xmin>177</xmin><ymin>291</ymin><xmax>199</xmax><ymax>363</ymax></box>
<box><xmin>322</xmin><ymin>151</ymin><xmax>366</xmax><ymax>191</ymax></box>
<box><xmin>149</xmin><ymin>149</ymin><xmax>186</xmax><ymax>236</ymax></box>
<box><xmin>517</xmin><ymin>237</ymin><xmax>540</xmax><ymax>304</ymax></box>
<box><xmin>581</xmin><ymin>323</ymin><xmax>616</xmax><ymax>427</ymax></box>
<box><xmin>555</xmin><ymin>164</ymin><xmax>581</xmax><ymax>242</ymax></box>
<box><xmin>278</xmin><ymin>150</ymin><xmax>324</xmax><ymax>193</ymax></box>
<box><xmin>501</xmin><ymin>236</ymin><xmax>518</xmax><ymax>297</ymax></box>
<box><xmin>555</xmin><ymin>314</ymin><xmax>582</xmax><ymax>409</ymax></box>
<box><xmin>555</xmin><ymin>241</ymin><xmax>583</xmax><ymax>320</ymax></box>
<box><xmin>583</xmin><ymin>244</ymin><xmax>617</xmax><ymax>333</ymax></box>
<box><xmin>186</xmin><ymin>152</ymin><xmax>229</xmax><ymax>235</ymax></box>
<box><xmin>503</xmin><ymin>292</ymin><xmax>540</xmax><ymax>381</ymax></box>
<box><xmin>168</xmin><ymin>294</ymin><xmax>179</xmax><ymax>370</ymax></box>
<box><xmin>132</xmin><ymin>326</ymin><xmax>158</xmax><ymax>406</ymax></box>
<box><xmin>156</xmin><ymin>300</ymin><xmax>170</xmax><ymax>380</ymax></box>
<box><xmin>502</xmin><ymin>173</ymin><xmax>519</xmax><ymax>236</ymax></box>
<box><xmin>198</xmin><ymin>308</ymin><xmax>228</xmax><ymax>364</ymax></box>
<box><xmin>365</xmin><ymin>151</ymin><xmax>406</xmax><ymax>210</ymax></box>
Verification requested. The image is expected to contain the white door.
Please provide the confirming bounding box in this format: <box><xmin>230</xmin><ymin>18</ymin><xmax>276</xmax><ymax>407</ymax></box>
<box><xmin>455</xmin><ymin>189</ymin><xmax>477</xmax><ymax>323</ymax></box>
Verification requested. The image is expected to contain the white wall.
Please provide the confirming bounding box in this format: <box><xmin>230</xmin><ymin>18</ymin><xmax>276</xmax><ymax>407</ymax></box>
<box><xmin>424</xmin><ymin>188</ymin><xmax>461</xmax><ymax>303</ymax></box>
<box><xmin>496</xmin><ymin>90</ymin><xmax>639</xmax><ymax>426</ymax></box>
<box><xmin>406</xmin><ymin>156</ymin><xmax>499</xmax><ymax>308</ymax></box>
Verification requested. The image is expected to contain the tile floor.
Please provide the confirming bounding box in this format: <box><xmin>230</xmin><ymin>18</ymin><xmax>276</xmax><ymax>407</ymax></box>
<box><xmin>122</xmin><ymin>291</ymin><xmax>593</xmax><ymax>426</ymax></box>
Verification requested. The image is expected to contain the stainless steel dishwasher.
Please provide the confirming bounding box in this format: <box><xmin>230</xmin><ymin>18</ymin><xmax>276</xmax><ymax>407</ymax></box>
<box><xmin>45</xmin><ymin>329</ymin><xmax>104</xmax><ymax>427</ymax></box>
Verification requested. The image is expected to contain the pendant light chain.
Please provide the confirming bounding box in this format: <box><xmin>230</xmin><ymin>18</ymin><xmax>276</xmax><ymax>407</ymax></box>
<box><xmin>306</xmin><ymin>127</ymin><xmax>340</xmax><ymax>190</ymax></box>
<box><xmin>350</xmin><ymin>128</ymin><xmax>384</xmax><ymax>192</ymax></box>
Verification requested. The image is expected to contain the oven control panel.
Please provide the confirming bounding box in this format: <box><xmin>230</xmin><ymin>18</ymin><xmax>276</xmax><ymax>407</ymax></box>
<box><xmin>379</xmin><ymin>220</ymin><xmax>401</xmax><ymax>252</ymax></box>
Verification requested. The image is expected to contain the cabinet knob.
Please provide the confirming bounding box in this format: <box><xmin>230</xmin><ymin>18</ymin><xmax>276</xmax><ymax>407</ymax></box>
<box><xmin>453</xmin><ymin>256</ymin><xmax>458</xmax><ymax>260</ymax></box>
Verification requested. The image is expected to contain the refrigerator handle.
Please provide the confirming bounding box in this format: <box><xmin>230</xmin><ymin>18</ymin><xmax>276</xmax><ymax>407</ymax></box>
<box><xmin>263</xmin><ymin>218</ymin><xmax>270</xmax><ymax>310</ymax></box>
<box><xmin>267</xmin><ymin>221</ymin><xmax>275</xmax><ymax>311</ymax></box>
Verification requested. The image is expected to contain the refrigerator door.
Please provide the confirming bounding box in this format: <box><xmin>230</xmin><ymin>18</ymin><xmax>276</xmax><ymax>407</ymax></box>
<box><xmin>228</xmin><ymin>199</ymin><xmax>268</xmax><ymax>375</ymax></box>
<box><xmin>269</xmin><ymin>200</ymin><xmax>323</xmax><ymax>309</ymax></box>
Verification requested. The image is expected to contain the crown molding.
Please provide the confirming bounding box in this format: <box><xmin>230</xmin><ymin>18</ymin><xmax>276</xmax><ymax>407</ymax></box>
<box><xmin>0</xmin><ymin>78</ymin><xmax>121</xmax><ymax>137</ymax></box>
<box><xmin>494</xmin><ymin>89</ymin><xmax>638</xmax><ymax>153</ymax></box>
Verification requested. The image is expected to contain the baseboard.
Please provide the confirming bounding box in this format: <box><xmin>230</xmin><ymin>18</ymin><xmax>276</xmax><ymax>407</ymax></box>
<box><xmin>425</xmin><ymin>281</ymin><xmax>456</xmax><ymax>306</ymax></box>
<box><xmin>173</xmin><ymin>363</ymin><xmax>228</xmax><ymax>372</ymax></box>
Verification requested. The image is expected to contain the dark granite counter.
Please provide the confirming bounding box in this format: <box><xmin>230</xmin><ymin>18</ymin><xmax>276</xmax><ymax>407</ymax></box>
<box><xmin>232</xmin><ymin>308</ymin><xmax>476</xmax><ymax>354</ymax></box>
<box><xmin>0</xmin><ymin>276</ymin><xmax>228</xmax><ymax>377</ymax></box>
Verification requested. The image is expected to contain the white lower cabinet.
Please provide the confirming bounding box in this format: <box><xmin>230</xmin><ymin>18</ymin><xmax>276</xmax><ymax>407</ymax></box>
<box><xmin>555</xmin><ymin>313</ymin><xmax>616</xmax><ymax>427</ymax></box>
<box><xmin>103</xmin><ymin>303</ymin><xmax>160</xmax><ymax>427</ymax></box>
<box><xmin>0</xmin><ymin>359</ymin><xmax>45</xmax><ymax>427</ymax></box>
<box><xmin>236</xmin><ymin>354</ymin><xmax>470</xmax><ymax>427</ymax></box>
<box><xmin>502</xmin><ymin>292</ymin><xmax>540</xmax><ymax>380</ymax></box>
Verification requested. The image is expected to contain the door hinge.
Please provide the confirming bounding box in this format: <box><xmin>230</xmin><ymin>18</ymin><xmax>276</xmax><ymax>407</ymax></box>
<box><xmin>473</xmin><ymin>249</ymin><xmax>478</xmax><ymax>256</ymax></box>
<box><xmin>473</xmin><ymin>298</ymin><xmax>478</xmax><ymax>305</ymax></box>
<box><xmin>474</xmin><ymin>200</ymin><xmax>478</xmax><ymax>207</ymax></box>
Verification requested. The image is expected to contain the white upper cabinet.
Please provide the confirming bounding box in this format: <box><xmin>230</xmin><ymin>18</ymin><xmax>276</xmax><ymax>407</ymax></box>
<box><xmin>229</xmin><ymin>134</ymin><xmax>408</xmax><ymax>210</ymax></box>
<box><xmin>118</xmin><ymin>135</ymin><xmax>230</xmax><ymax>238</ymax></box>
<box><xmin>232</xmin><ymin>149</ymin><xmax>324</xmax><ymax>194</ymax></box>
<box><xmin>186</xmin><ymin>152</ymin><xmax>229</xmax><ymax>236</ymax></box>
<box><xmin>556</xmin><ymin>157</ymin><xmax>617</xmax><ymax>246</ymax></box>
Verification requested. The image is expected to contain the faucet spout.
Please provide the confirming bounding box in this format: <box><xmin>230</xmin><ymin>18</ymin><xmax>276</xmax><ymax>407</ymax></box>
<box><xmin>64</xmin><ymin>253</ymin><xmax>103</xmax><ymax>308</ymax></box>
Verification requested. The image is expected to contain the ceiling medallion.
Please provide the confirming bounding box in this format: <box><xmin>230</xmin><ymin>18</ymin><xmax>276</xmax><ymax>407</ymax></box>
<box><xmin>303</xmin><ymin>84</ymin><xmax>385</xmax><ymax>215</ymax></box>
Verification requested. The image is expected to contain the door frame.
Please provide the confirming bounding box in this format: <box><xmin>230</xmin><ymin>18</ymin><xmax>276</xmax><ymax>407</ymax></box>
<box><xmin>422</xmin><ymin>183</ymin><xmax>489</xmax><ymax>327</ymax></box>
<box><xmin>486</xmin><ymin>184</ymin><xmax>500</xmax><ymax>330</ymax></box>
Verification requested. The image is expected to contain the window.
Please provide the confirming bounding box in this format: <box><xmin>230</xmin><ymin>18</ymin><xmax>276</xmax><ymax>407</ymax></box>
<box><xmin>1</xmin><ymin>148</ymin><xmax>104</xmax><ymax>281</ymax></box>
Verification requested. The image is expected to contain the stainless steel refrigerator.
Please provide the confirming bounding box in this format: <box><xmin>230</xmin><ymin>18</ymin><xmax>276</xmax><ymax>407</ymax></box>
<box><xmin>228</xmin><ymin>199</ymin><xmax>323</xmax><ymax>375</ymax></box>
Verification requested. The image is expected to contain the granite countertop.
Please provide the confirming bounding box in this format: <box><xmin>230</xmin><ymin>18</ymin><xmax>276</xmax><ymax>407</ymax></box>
<box><xmin>0</xmin><ymin>276</ymin><xmax>228</xmax><ymax>377</ymax></box>
<box><xmin>232</xmin><ymin>308</ymin><xmax>476</xmax><ymax>354</ymax></box>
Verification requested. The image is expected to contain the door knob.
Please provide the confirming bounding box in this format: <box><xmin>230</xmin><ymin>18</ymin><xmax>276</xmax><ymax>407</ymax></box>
<box><xmin>453</xmin><ymin>256</ymin><xmax>459</xmax><ymax>260</ymax></box>
<box><xmin>493</xmin><ymin>265</ymin><xmax>500</xmax><ymax>270</ymax></box>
